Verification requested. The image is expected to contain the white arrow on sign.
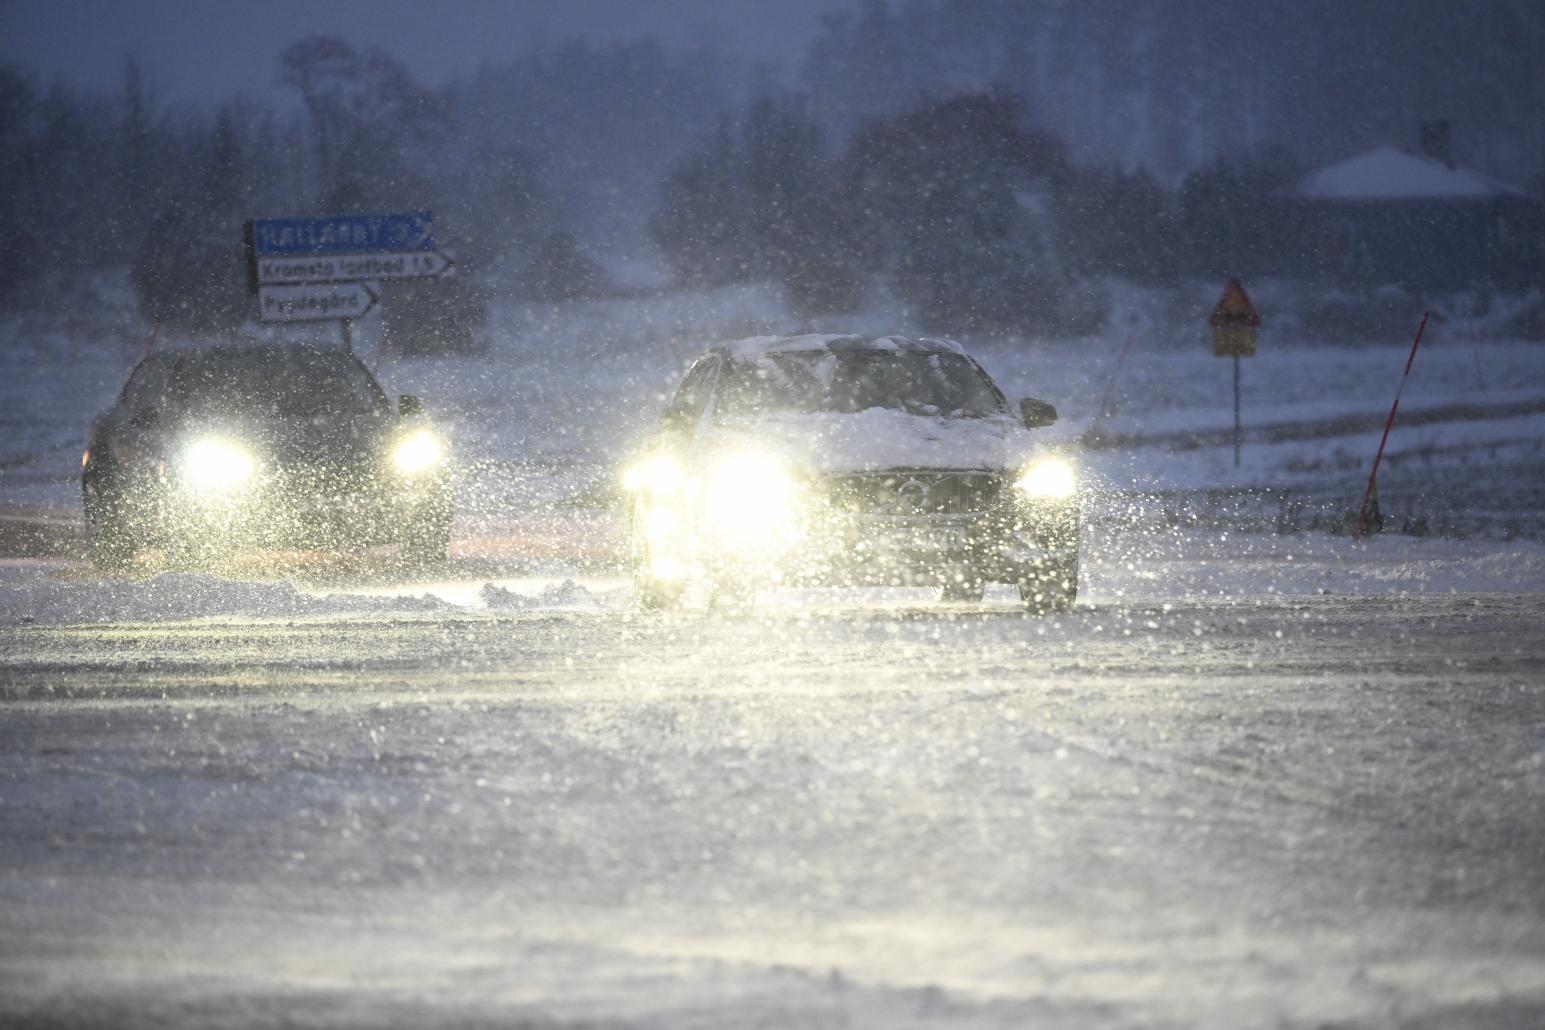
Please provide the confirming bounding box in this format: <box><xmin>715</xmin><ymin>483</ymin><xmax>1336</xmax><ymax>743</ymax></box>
<box><xmin>256</xmin><ymin>250</ymin><xmax>452</xmax><ymax>285</ymax></box>
<box><xmin>258</xmin><ymin>281</ymin><xmax>380</xmax><ymax>323</ymax></box>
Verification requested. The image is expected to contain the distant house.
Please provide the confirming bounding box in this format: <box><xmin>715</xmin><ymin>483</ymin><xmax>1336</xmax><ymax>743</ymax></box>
<box><xmin>1280</xmin><ymin>141</ymin><xmax>1544</xmax><ymax>292</ymax></box>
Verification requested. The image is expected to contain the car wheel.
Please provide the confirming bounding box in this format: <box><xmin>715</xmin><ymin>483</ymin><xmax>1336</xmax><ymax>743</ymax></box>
<box><xmin>164</xmin><ymin>530</ymin><xmax>229</xmax><ymax>571</ymax></box>
<box><xmin>636</xmin><ymin>576</ymin><xmax>685</xmax><ymax>611</ymax></box>
<box><xmin>1019</xmin><ymin>555</ymin><xmax>1078</xmax><ymax>614</ymax></box>
<box><xmin>940</xmin><ymin>570</ymin><xmax>986</xmax><ymax>603</ymax></box>
<box><xmin>85</xmin><ymin>493</ymin><xmax>135</xmax><ymax>572</ymax></box>
<box><xmin>707</xmin><ymin>571</ymin><xmax>755</xmax><ymax>611</ymax></box>
<box><xmin>629</xmin><ymin>499</ymin><xmax>687</xmax><ymax>611</ymax></box>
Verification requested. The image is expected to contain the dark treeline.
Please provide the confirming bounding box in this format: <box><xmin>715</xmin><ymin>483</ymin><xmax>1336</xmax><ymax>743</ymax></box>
<box><xmin>3</xmin><ymin>1</ymin><xmax>1543</xmax><ymax>338</ymax></box>
<box><xmin>801</xmin><ymin>0</ymin><xmax>1545</xmax><ymax>187</ymax></box>
<box><xmin>650</xmin><ymin>90</ymin><xmax>1113</xmax><ymax>333</ymax></box>
<box><xmin>0</xmin><ymin>36</ymin><xmax>722</xmax><ymax>345</ymax></box>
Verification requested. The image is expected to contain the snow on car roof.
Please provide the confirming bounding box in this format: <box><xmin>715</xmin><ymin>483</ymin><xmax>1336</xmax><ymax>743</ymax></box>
<box><xmin>720</xmin><ymin>334</ymin><xmax>968</xmax><ymax>361</ymax></box>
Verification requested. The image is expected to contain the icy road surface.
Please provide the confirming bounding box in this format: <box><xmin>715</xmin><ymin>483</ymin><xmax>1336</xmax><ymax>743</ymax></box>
<box><xmin>3</xmin><ymin>569</ymin><xmax>1544</xmax><ymax>1027</ymax></box>
<box><xmin>3</xmin><ymin>284</ymin><xmax>1545</xmax><ymax>1025</ymax></box>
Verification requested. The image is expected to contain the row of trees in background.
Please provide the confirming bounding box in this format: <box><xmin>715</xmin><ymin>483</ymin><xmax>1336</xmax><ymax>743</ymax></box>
<box><xmin>0</xmin><ymin>39</ymin><xmax>1419</xmax><ymax>340</ymax></box>
<box><xmin>798</xmin><ymin>0</ymin><xmax>1545</xmax><ymax>191</ymax></box>
<box><xmin>0</xmin><ymin>37</ymin><xmax>672</xmax><ymax>340</ymax></box>
<box><xmin>648</xmin><ymin>89</ymin><xmax>1302</xmax><ymax>334</ymax></box>
<box><xmin>5</xmin><ymin>2</ymin><xmax>1545</xmax><ymax>339</ymax></box>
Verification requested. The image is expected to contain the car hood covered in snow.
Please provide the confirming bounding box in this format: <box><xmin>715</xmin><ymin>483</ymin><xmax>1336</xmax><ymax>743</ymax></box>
<box><xmin>709</xmin><ymin>409</ymin><xmax>1039</xmax><ymax>474</ymax></box>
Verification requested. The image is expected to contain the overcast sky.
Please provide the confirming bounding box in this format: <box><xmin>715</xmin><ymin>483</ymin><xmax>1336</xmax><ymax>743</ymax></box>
<box><xmin>0</xmin><ymin>0</ymin><xmax>849</xmax><ymax>106</ymax></box>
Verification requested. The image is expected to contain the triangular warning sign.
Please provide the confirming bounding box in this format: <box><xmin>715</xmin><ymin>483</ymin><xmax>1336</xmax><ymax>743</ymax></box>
<box><xmin>1210</xmin><ymin>278</ymin><xmax>1261</xmax><ymax>328</ymax></box>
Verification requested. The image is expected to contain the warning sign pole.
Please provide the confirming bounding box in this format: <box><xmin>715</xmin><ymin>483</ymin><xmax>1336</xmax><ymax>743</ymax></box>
<box><xmin>1210</xmin><ymin>278</ymin><xmax>1260</xmax><ymax>469</ymax></box>
<box><xmin>1233</xmin><ymin>353</ymin><xmax>1242</xmax><ymax>467</ymax></box>
<box><xmin>1354</xmin><ymin>311</ymin><xmax>1429</xmax><ymax>539</ymax></box>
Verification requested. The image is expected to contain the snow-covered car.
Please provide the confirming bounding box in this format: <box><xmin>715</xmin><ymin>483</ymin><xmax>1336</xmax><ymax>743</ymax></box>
<box><xmin>82</xmin><ymin>343</ymin><xmax>452</xmax><ymax>569</ymax></box>
<box><xmin>623</xmin><ymin>334</ymin><xmax>1079</xmax><ymax>611</ymax></box>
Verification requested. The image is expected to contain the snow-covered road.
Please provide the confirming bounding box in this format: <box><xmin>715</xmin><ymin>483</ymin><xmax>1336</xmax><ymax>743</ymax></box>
<box><xmin>4</xmin><ymin>283</ymin><xmax>1545</xmax><ymax>1025</ymax></box>
<box><xmin>4</xmin><ymin>575</ymin><xmax>1543</xmax><ymax>1027</ymax></box>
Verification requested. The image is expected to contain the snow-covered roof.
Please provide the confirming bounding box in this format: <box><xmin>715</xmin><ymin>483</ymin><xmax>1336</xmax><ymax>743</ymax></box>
<box><xmin>722</xmin><ymin>334</ymin><xmax>967</xmax><ymax>360</ymax></box>
<box><xmin>1298</xmin><ymin>145</ymin><xmax>1528</xmax><ymax>201</ymax></box>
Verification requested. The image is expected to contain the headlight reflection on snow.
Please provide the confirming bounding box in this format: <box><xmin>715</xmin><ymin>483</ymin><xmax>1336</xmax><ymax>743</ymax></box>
<box><xmin>181</xmin><ymin>437</ymin><xmax>256</xmax><ymax>494</ymax></box>
<box><xmin>1015</xmin><ymin>458</ymin><xmax>1076</xmax><ymax>499</ymax></box>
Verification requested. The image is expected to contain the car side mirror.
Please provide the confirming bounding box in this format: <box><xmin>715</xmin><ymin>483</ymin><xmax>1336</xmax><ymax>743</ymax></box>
<box><xmin>399</xmin><ymin>395</ymin><xmax>423</xmax><ymax>418</ymax></box>
<box><xmin>130</xmin><ymin>406</ymin><xmax>159</xmax><ymax>429</ymax></box>
<box><xmin>1019</xmin><ymin>398</ymin><xmax>1058</xmax><ymax>428</ymax></box>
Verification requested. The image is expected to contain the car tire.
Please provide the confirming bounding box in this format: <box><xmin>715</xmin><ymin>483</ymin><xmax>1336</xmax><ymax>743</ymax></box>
<box><xmin>940</xmin><ymin>571</ymin><xmax>986</xmax><ymax>603</ymax></box>
<box><xmin>1019</xmin><ymin>555</ymin><xmax>1078</xmax><ymax>615</ymax></box>
<box><xmin>707</xmin><ymin>572</ymin><xmax>755</xmax><ymax>612</ymax></box>
<box><xmin>165</xmin><ymin>531</ymin><xmax>229</xmax><ymax>571</ymax></box>
<box><xmin>637</xmin><ymin>577</ymin><xmax>685</xmax><ymax>611</ymax></box>
<box><xmin>85</xmin><ymin>496</ymin><xmax>135</xmax><ymax>572</ymax></box>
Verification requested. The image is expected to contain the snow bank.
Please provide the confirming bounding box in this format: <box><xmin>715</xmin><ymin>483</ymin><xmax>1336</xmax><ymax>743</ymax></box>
<box><xmin>1362</xmin><ymin>547</ymin><xmax>1545</xmax><ymax>591</ymax></box>
<box><xmin>0</xmin><ymin>567</ymin><xmax>451</xmax><ymax>626</ymax></box>
<box><xmin>479</xmin><ymin>578</ymin><xmax>607</xmax><ymax>610</ymax></box>
<box><xmin>1086</xmin><ymin>530</ymin><xmax>1545</xmax><ymax>603</ymax></box>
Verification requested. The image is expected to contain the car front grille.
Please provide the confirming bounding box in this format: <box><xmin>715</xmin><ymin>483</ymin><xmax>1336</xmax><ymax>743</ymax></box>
<box><xmin>271</xmin><ymin>462</ymin><xmax>379</xmax><ymax>494</ymax></box>
<box><xmin>824</xmin><ymin>471</ymin><xmax>1004</xmax><ymax>517</ymax></box>
<box><xmin>259</xmin><ymin>464</ymin><xmax>386</xmax><ymax>520</ymax></box>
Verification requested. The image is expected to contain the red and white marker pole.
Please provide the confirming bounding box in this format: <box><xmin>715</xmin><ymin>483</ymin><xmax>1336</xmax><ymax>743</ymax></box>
<box><xmin>139</xmin><ymin>321</ymin><xmax>161</xmax><ymax>361</ymax></box>
<box><xmin>1354</xmin><ymin>311</ymin><xmax>1428</xmax><ymax>539</ymax></box>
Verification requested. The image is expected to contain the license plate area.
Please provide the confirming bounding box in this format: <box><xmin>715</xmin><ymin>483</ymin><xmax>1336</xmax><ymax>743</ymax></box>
<box><xmin>857</xmin><ymin>520</ymin><xmax>968</xmax><ymax>554</ymax></box>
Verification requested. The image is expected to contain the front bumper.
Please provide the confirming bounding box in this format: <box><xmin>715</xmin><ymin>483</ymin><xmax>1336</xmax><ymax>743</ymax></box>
<box><xmin>636</xmin><ymin>481</ymin><xmax>1078</xmax><ymax>588</ymax></box>
<box><xmin>775</xmin><ymin>497</ymin><xmax>1079</xmax><ymax>586</ymax></box>
<box><xmin>152</xmin><ymin>468</ymin><xmax>450</xmax><ymax>552</ymax></box>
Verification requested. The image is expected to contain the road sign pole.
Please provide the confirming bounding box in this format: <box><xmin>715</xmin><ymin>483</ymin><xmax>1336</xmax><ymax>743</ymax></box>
<box><xmin>341</xmin><ymin>318</ymin><xmax>353</xmax><ymax>354</ymax></box>
<box><xmin>1233</xmin><ymin>354</ymin><xmax>1241</xmax><ymax>467</ymax></box>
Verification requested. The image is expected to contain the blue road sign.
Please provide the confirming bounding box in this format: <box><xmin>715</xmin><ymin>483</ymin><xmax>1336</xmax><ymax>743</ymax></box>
<box><xmin>250</xmin><ymin>211</ymin><xmax>434</xmax><ymax>256</ymax></box>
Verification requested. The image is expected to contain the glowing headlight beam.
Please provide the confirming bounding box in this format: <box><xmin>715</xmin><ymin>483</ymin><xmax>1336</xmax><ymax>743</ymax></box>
<box><xmin>392</xmin><ymin>429</ymin><xmax>444</xmax><ymax>475</ymax></box>
<box><xmin>182</xmin><ymin>438</ymin><xmax>256</xmax><ymax>492</ymax></box>
<box><xmin>622</xmin><ymin>453</ymin><xmax>685</xmax><ymax>495</ymax></box>
<box><xmin>1016</xmin><ymin>458</ymin><xmax>1076</xmax><ymax>499</ymax></box>
<box><xmin>649</xmin><ymin>555</ymin><xmax>687</xmax><ymax>581</ymax></box>
<box><xmin>704</xmin><ymin>452</ymin><xmax>797</xmax><ymax>531</ymax></box>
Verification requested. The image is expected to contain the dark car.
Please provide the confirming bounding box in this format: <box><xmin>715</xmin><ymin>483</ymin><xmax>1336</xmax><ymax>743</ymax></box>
<box><xmin>622</xmin><ymin>334</ymin><xmax>1079</xmax><ymax>611</ymax></box>
<box><xmin>82</xmin><ymin>343</ymin><xmax>452</xmax><ymax>569</ymax></box>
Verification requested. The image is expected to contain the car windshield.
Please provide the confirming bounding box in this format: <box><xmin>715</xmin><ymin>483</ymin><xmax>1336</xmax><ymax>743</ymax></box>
<box><xmin>164</xmin><ymin>350</ymin><xmax>387</xmax><ymax>418</ymax></box>
<box><xmin>718</xmin><ymin>351</ymin><xmax>1006</xmax><ymax>419</ymax></box>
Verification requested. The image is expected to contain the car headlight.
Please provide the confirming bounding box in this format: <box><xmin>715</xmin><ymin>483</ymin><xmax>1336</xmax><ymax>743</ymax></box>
<box><xmin>622</xmin><ymin>453</ymin><xmax>685</xmax><ymax>495</ymax></box>
<box><xmin>181</xmin><ymin>437</ymin><xmax>256</xmax><ymax>493</ymax></box>
<box><xmin>704</xmin><ymin>451</ymin><xmax>798</xmax><ymax>532</ymax></box>
<box><xmin>392</xmin><ymin>429</ymin><xmax>444</xmax><ymax>475</ymax></box>
<box><xmin>1015</xmin><ymin>458</ymin><xmax>1076</xmax><ymax>499</ymax></box>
